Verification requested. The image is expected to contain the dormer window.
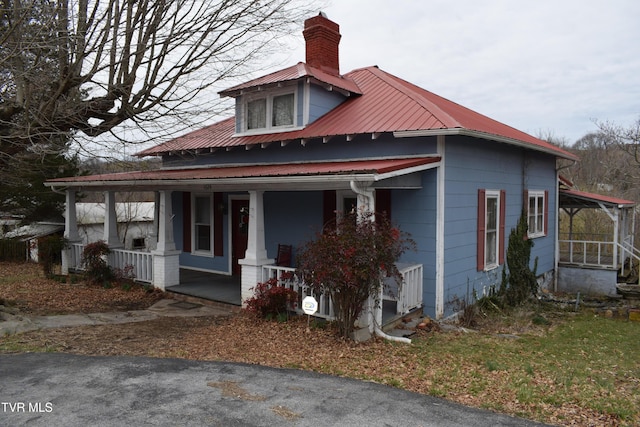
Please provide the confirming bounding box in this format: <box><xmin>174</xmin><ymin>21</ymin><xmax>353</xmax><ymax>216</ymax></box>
<box><xmin>243</xmin><ymin>90</ymin><xmax>296</xmax><ymax>132</ymax></box>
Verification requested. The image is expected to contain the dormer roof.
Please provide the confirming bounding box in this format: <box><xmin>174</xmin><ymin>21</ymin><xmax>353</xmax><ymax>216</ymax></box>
<box><xmin>218</xmin><ymin>62</ymin><xmax>361</xmax><ymax>98</ymax></box>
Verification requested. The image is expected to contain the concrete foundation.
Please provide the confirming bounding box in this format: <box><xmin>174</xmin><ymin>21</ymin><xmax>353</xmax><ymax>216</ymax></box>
<box><xmin>557</xmin><ymin>266</ymin><xmax>618</xmax><ymax>296</ymax></box>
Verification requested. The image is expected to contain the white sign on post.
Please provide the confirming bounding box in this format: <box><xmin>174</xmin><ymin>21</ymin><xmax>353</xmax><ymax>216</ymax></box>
<box><xmin>302</xmin><ymin>296</ymin><xmax>318</xmax><ymax>315</ymax></box>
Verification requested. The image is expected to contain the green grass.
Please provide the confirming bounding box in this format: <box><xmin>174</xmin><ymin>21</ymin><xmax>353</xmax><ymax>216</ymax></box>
<box><xmin>408</xmin><ymin>312</ymin><xmax>640</xmax><ymax>425</ymax></box>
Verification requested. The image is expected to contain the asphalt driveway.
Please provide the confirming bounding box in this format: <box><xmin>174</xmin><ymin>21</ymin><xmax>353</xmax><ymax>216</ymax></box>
<box><xmin>0</xmin><ymin>353</ymin><xmax>552</xmax><ymax>427</ymax></box>
<box><xmin>0</xmin><ymin>353</ymin><xmax>551</xmax><ymax>426</ymax></box>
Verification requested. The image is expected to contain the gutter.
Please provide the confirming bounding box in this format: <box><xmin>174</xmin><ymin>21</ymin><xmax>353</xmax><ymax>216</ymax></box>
<box><xmin>393</xmin><ymin>128</ymin><xmax>578</xmax><ymax>161</ymax></box>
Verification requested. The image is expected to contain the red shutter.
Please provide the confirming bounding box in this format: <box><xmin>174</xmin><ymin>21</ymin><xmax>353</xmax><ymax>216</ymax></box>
<box><xmin>323</xmin><ymin>190</ymin><xmax>336</xmax><ymax>231</ymax></box>
<box><xmin>182</xmin><ymin>192</ymin><xmax>191</xmax><ymax>253</ymax></box>
<box><xmin>376</xmin><ymin>189</ymin><xmax>392</xmax><ymax>222</ymax></box>
<box><xmin>499</xmin><ymin>190</ymin><xmax>506</xmax><ymax>265</ymax></box>
<box><xmin>544</xmin><ymin>190</ymin><xmax>549</xmax><ymax>236</ymax></box>
<box><xmin>477</xmin><ymin>189</ymin><xmax>486</xmax><ymax>271</ymax></box>
<box><xmin>522</xmin><ymin>190</ymin><xmax>531</xmax><ymax>240</ymax></box>
<box><xmin>213</xmin><ymin>192</ymin><xmax>223</xmax><ymax>256</ymax></box>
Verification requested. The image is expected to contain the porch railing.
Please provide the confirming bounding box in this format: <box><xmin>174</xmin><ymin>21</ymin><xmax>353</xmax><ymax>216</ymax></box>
<box><xmin>262</xmin><ymin>265</ymin><xmax>335</xmax><ymax>320</ymax></box>
<box><xmin>108</xmin><ymin>249</ymin><xmax>153</xmax><ymax>283</ymax></box>
<box><xmin>69</xmin><ymin>243</ymin><xmax>153</xmax><ymax>283</ymax></box>
<box><xmin>385</xmin><ymin>263</ymin><xmax>423</xmax><ymax>315</ymax></box>
<box><xmin>558</xmin><ymin>239</ymin><xmax>616</xmax><ymax>269</ymax></box>
<box><xmin>262</xmin><ymin>262</ymin><xmax>423</xmax><ymax>320</ymax></box>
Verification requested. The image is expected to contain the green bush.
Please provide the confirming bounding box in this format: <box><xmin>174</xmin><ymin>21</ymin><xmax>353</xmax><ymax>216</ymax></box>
<box><xmin>500</xmin><ymin>211</ymin><xmax>538</xmax><ymax>306</ymax></box>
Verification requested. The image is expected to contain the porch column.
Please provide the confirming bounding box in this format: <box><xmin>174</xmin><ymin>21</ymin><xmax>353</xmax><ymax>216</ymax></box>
<box><xmin>147</xmin><ymin>191</ymin><xmax>160</xmax><ymax>251</ymax></box>
<box><xmin>104</xmin><ymin>191</ymin><xmax>123</xmax><ymax>248</ymax></box>
<box><xmin>350</xmin><ymin>181</ymin><xmax>376</xmax><ymax>340</ymax></box>
<box><xmin>61</xmin><ymin>190</ymin><xmax>80</xmax><ymax>275</ymax></box>
<box><xmin>151</xmin><ymin>190</ymin><xmax>180</xmax><ymax>290</ymax></box>
<box><xmin>239</xmin><ymin>190</ymin><xmax>274</xmax><ymax>305</ymax></box>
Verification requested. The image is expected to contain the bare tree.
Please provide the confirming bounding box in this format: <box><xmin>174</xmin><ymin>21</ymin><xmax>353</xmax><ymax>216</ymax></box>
<box><xmin>1</xmin><ymin>0</ymin><xmax>317</xmax><ymax>157</ymax></box>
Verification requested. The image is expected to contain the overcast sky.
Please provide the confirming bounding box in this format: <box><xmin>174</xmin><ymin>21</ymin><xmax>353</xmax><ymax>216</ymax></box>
<box><xmin>279</xmin><ymin>0</ymin><xmax>640</xmax><ymax>144</ymax></box>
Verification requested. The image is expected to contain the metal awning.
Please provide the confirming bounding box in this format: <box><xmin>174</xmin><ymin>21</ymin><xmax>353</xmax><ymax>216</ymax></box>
<box><xmin>559</xmin><ymin>188</ymin><xmax>636</xmax><ymax>209</ymax></box>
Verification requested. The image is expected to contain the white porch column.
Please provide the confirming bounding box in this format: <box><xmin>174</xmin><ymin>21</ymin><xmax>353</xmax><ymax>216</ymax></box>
<box><xmin>147</xmin><ymin>191</ymin><xmax>160</xmax><ymax>251</ymax></box>
<box><xmin>151</xmin><ymin>190</ymin><xmax>180</xmax><ymax>290</ymax></box>
<box><xmin>350</xmin><ymin>181</ymin><xmax>376</xmax><ymax>340</ymax></box>
<box><xmin>103</xmin><ymin>191</ymin><xmax>122</xmax><ymax>248</ymax></box>
<box><xmin>239</xmin><ymin>190</ymin><xmax>274</xmax><ymax>305</ymax></box>
<box><xmin>61</xmin><ymin>190</ymin><xmax>80</xmax><ymax>275</ymax></box>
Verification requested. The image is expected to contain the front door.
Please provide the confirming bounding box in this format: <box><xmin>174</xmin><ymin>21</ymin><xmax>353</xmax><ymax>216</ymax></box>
<box><xmin>231</xmin><ymin>199</ymin><xmax>249</xmax><ymax>275</ymax></box>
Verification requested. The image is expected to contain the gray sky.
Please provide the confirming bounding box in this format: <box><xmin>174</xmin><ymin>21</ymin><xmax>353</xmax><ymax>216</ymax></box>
<box><xmin>94</xmin><ymin>0</ymin><xmax>639</xmax><ymax>157</ymax></box>
<box><xmin>280</xmin><ymin>0</ymin><xmax>640</xmax><ymax>144</ymax></box>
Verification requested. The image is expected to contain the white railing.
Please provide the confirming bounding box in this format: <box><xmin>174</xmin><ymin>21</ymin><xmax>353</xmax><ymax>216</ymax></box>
<box><xmin>262</xmin><ymin>262</ymin><xmax>423</xmax><ymax>320</ymax></box>
<box><xmin>617</xmin><ymin>242</ymin><xmax>640</xmax><ymax>284</ymax></box>
<box><xmin>69</xmin><ymin>243</ymin><xmax>85</xmax><ymax>271</ymax></box>
<box><xmin>558</xmin><ymin>240</ymin><xmax>616</xmax><ymax>268</ymax></box>
<box><xmin>68</xmin><ymin>243</ymin><xmax>153</xmax><ymax>283</ymax></box>
<box><xmin>262</xmin><ymin>265</ymin><xmax>335</xmax><ymax>320</ymax></box>
<box><xmin>109</xmin><ymin>249</ymin><xmax>153</xmax><ymax>283</ymax></box>
<box><xmin>388</xmin><ymin>263</ymin><xmax>424</xmax><ymax>314</ymax></box>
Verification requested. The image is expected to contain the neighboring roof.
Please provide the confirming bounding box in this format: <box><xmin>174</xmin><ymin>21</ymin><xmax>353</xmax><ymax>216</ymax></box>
<box><xmin>219</xmin><ymin>62</ymin><xmax>362</xmax><ymax>97</ymax></box>
<box><xmin>138</xmin><ymin>65</ymin><xmax>576</xmax><ymax>160</ymax></box>
<box><xmin>559</xmin><ymin>188</ymin><xmax>636</xmax><ymax>208</ymax></box>
<box><xmin>46</xmin><ymin>157</ymin><xmax>440</xmax><ymax>189</ymax></box>
<box><xmin>75</xmin><ymin>203</ymin><xmax>155</xmax><ymax>224</ymax></box>
<box><xmin>4</xmin><ymin>223</ymin><xmax>64</xmax><ymax>241</ymax></box>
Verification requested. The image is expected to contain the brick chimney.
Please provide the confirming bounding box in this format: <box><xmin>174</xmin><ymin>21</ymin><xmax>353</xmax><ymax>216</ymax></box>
<box><xmin>303</xmin><ymin>12</ymin><xmax>341</xmax><ymax>76</ymax></box>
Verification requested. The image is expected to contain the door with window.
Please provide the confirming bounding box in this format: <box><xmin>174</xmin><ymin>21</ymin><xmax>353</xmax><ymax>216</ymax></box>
<box><xmin>231</xmin><ymin>199</ymin><xmax>249</xmax><ymax>275</ymax></box>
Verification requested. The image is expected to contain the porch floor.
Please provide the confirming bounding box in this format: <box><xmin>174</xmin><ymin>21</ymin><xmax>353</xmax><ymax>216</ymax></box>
<box><xmin>166</xmin><ymin>269</ymin><xmax>241</xmax><ymax>306</ymax></box>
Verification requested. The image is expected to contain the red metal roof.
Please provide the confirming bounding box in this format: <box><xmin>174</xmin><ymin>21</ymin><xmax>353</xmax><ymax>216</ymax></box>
<box><xmin>137</xmin><ymin>65</ymin><xmax>576</xmax><ymax>160</ymax></box>
<box><xmin>560</xmin><ymin>188</ymin><xmax>635</xmax><ymax>207</ymax></box>
<box><xmin>48</xmin><ymin>157</ymin><xmax>440</xmax><ymax>186</ymax></box>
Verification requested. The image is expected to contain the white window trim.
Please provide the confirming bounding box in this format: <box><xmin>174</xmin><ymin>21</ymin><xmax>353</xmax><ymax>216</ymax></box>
<box><xmin>238</xmin><ymin>87</ymin><xmax>298</xmax><ymax>135</ymax></box>
<box><xmin>192</xmin><ymin>193</ymin><xmax>214</xmax><ymax>257</ymax></box>
<box><xmin>484</xmin><ymin>190</ymin><xmax>501</xmax><ymax>271</ymax></box>
<box><xmin>527</xmin><ymin>190</ymin><xmax>546</xmax><ymax>239</ymax></box>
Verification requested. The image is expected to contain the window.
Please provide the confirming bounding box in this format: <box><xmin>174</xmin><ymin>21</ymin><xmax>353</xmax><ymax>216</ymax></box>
<box><xmin>272</xmin><ymin>94</ymin><xmax>294</xmax><ymax>127</ymax></box>
<box><xmin>247</xmin><ymin>99</ymin><xmax>266</xmax><ymax>130</ymax></box>
<box><xmin>527</xmin><ymin>190</ymin><xmax>548</xmax><ymax>238</ymax></box>
<box><xmin>243</xmin><ymin>91</ymin><xmax>295</xmax><ymax>132</ymax></box>
<box><xmin>477</xmin><ymin>189</ymin><xmax>505</xmax><ymax>271</ymax></box>
<box><xmin>485</xmin><ymin>193</ymin><xmax>499</xmax><ymax>267</ymax></box>
<box><xmin>193</xmin><ymin>195</ymin><xmax>212</xmax><ymax>253</ymax></box>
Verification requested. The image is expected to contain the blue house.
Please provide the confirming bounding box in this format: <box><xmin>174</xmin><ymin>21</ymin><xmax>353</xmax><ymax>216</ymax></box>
<box><xmin>49</xmin><ymin>13</ymin><xmax>596</xmax><ymax>333</ymax></box>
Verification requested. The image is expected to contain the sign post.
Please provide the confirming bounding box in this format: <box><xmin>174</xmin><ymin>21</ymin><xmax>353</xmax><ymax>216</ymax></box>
<box><xmin>302</xmin><ymin>295</ymin><xmax>318</xmax><ymax>329</ymax></box>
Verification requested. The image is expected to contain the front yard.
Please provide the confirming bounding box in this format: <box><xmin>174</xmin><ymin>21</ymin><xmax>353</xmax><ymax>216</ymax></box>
<box><xmin>1</xmin><ymin>261</ymin><xmax>639</xmax><ymax>426</ymax></box>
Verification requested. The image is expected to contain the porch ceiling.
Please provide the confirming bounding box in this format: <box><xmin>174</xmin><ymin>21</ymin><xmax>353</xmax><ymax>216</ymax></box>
<box><xmin>45</xmin><ymin>157</ymin><xmax>440</xmax><ymax>192</ymax></box>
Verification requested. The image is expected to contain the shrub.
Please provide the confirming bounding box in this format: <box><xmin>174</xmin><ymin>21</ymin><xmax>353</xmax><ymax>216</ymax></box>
<box><xmin>296</xmin><ymin>210</ymin><xmax>415</xmax><ymax>339</ymax></box>
<box><xmin>81</xmin><ymin>241</ymin><xmax>114</xmax><ymax>286</ymax></box>
<box><xmin>500</xmin><ymin>211</ymin><xmax>538</xmax><ymax>306</ymax></box>
<box><xmin>245</xmin><ymin>277</ymin><xmax>298</xmax><ymax>320</ymax></box>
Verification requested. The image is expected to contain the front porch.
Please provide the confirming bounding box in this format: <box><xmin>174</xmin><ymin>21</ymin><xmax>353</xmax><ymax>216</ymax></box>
<box><xmin>67</xmin><ymin>242</ymin><xmax>423</xmax><ymax>326</ymax></box>
<box><xmin>557</xmin><ymin>187</ymin><xmax>639</xmax><ymax>295</ymax></box>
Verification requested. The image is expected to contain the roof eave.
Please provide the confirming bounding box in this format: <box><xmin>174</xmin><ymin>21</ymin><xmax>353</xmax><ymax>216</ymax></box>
<box><xmin>393</xmin><ymin>128</ymin><xmax>578</xmax><ymax>161</ymax></box>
